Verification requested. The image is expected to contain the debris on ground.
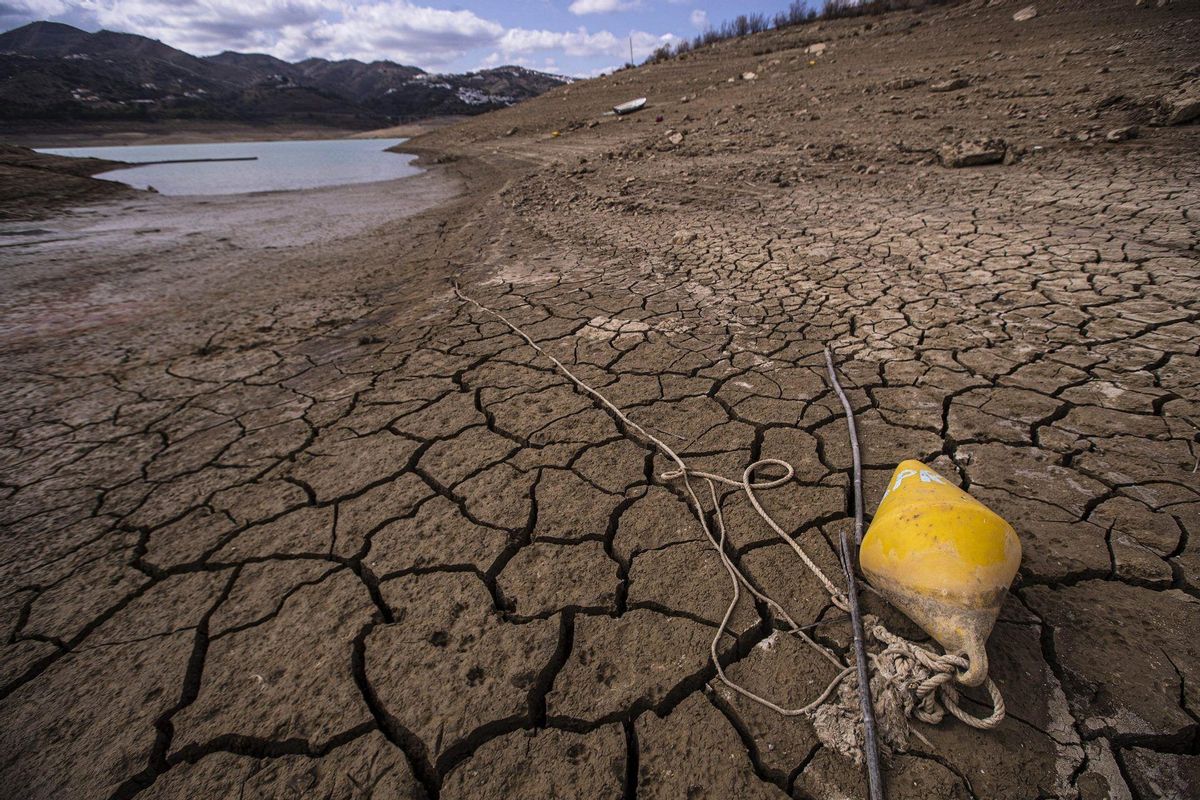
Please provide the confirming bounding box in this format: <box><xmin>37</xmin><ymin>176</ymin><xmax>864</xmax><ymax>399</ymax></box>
<box><xmin>613</xmin><ymin>97</ymin><xmax>647</xmax><ymax>115</ymax></box>
<box><xmin>939</xmin><ymin>138</ymin><xmax>1008</xmax><ymax>167</ymax></box>
<box><xmin>1157</xmin><ymin>82</ymin><xmax>1200</xmax><ymax>125</ymax></box>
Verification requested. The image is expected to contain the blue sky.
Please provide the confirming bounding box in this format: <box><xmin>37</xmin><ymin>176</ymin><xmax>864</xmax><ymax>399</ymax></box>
<box><xmin>0</xmin><ymin>1</ymin><xmax>807</xmax><ymax>77</ymax></box>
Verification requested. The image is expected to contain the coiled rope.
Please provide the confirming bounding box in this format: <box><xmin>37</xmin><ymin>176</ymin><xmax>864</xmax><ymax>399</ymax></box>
<box><xmin>453</xmin><ymin>286</ymin><xmax>1005</xmax><ymax>764</ymax></box>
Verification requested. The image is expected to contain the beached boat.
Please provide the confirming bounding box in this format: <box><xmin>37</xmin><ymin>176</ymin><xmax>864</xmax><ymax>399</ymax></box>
<box><xmin>612</xmin><ymin>97</ymin><xmax>647</xmax><ymax>115</ymax></box>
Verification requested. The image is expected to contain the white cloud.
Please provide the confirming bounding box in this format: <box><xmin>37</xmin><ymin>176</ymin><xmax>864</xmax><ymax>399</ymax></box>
<box><xmin>4</xmin><ymin>0</ymin><xmax>71</xmax><ymax>14</ymax></box>
<box><xmin>500</xmin><ymin>26</ymin><xmax>617</xmax><ymax>58</ymax></box>
<box><xmin>566</xmin><ymin>0</ymin><xmax>638</xmax><ymax>15</ymax></box>
<box><xmin>73</xmin><ymin>0</ymin><xmax>504</xmax><ymax>65</ymax></box>
<box><xmin>0</xmin><ymin>0</ymin><xmax>72</xmax><ymax>27</ymax></box>
<box><xmin>499</xmin><ymin>26</ymin><xmax>676</xmax><ymax>64</ymax></box>
<box><xmin>690</xmin><ymin>9</ymin><xmax>707</xmax><ymax>29</ymax></box>
<box><xmin>6</xmin><ymin>0</ymin><xmax>682</xmax><ymax>74</ymax></box>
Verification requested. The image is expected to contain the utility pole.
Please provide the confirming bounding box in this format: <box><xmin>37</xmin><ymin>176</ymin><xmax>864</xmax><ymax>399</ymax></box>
<box><xmin>629</xmin><ymin>35</ymin><xmax>634</xmax><ymax>66</ymax></box>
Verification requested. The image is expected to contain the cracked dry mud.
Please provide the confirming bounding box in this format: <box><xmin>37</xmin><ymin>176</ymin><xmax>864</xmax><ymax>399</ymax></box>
<box><xmin>2</xmin><ymin>1</ymin><xmax>1198</xmax><ymax>798</ymax></box>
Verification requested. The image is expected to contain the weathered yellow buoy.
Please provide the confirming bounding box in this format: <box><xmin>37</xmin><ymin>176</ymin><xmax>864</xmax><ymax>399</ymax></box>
<box><xmin>860</xmin><ymin>460</ymin><xmax>1021</xmax><ymax>687</ymax></box>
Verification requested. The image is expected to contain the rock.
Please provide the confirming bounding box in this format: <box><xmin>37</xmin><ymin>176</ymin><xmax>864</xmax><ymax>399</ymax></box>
<box><xmin>884</xmin><ymin>77</ymin><xmax>924</xmax><ymax>90</ymax></box>
<box><xmin>930</xmin><ymin>77</ymin><xmax>969</xmax><ymax>92</ymax></box>
<box><xmin>939</xmin><ymin>138</ymin><xmax>1007</xmax><ymax>167</ymax></box>
<box><xmin>1159</xmin><ymin>83</ymin><xmax>1200</xmax><ymax>125</ymax></box>
<box><xmin>1106</xmin><ymin>125</ymin><xmax>1138</xmax><ymax>141</ymax></box>
<box><xmin>672</xmin><ymin>230</ymin><xmax>698</xmax><ymax>245</ymax></box>
<box><xmin>666</xmin><ymin>130</ymin><xmax>684</xmax><ymax>145</ymax></box>
<box><xmin>1013</xmin><ymin>5</ymin><xmax>1037</xmax><ymax>21</ymax></box>
<box><xmin>741</xmin><ymin>72</ymin><xmax>758</xmax><ymax>81</ymax></box>
<box><xmin>805</xmin><ymin>42</ymin><xmax>827</xmax><ymax>55</ymax></box>
<box><xmin>504</xmin><ymin>126</ymin><xmax>518</xmax><ymax>136</ymax></box>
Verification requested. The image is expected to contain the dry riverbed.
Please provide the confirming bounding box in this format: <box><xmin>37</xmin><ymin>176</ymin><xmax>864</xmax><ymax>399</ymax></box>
<box><xmin>1</xmin><ymin>1</ymin><xmax>1198</xmax><ymax>798</ymax></box>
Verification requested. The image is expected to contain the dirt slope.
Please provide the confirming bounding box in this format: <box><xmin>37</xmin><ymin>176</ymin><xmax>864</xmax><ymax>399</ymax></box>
<box><xmin>1</xmin><ymin>1</ymin><xmax>1198</xmax><ymax>799</ymax></box>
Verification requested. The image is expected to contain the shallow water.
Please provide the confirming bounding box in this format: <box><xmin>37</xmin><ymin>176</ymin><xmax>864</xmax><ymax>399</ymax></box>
<box><xmin>37</xmin><ymin>138</ymin><xmax>420</xmax><ymax>196</ymax></box>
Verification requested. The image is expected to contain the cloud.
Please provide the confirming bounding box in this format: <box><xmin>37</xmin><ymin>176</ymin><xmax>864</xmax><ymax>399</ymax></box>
<box><xmin>68</xmin><ymin>0</ymin><xmax>504</xmax><ymax>65</ymax></box>
<box><xmin>566</xmin><ymin>0</ymin><xmax>638</xmax><ymax>15</ymax></box>
<box><xmin>499</xmin><ymin>26</ymin><xmax>617</xmax><ymax>58</ymax></box>
<box><xmin>0</xmin><ymin>0</ymin><xmax>72</xmax><ymax>29</ymax></box>
<box><xmin>690</xmin><ymin>9</ymin><xmax>707</xmax><ymax>29</ymax></box>
<box><xmin>499</xmin><ymin>26</ymin><xmax>676</xmax><ymax>64</ymax></box>
<box><xmin>3</xmin><ymin>0</ymin><xmax>682</xmax><ymax>75</ymax></box>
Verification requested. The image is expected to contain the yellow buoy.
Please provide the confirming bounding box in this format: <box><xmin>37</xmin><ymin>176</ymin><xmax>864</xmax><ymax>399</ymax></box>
<box><xmin>860</xmin><ymin>460</ymin><xmax>1021</xmax><ymax>686</ymax></box>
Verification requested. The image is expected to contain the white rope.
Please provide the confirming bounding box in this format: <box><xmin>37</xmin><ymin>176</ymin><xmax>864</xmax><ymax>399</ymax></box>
<box><xmin>453</xmin><ymin>286</ymin><xmax>1005</xmax><ymax>741</ymax></box>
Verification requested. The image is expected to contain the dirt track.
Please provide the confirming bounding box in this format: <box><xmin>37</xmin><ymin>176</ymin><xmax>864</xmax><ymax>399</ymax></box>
<box><xmin>1</xmin><ymin>0</ymin><xmax>1199</xmax><ymax>797</ymax></box>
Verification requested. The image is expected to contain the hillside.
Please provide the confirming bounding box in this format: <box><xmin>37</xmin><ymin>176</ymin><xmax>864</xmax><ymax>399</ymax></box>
<box><xmin>0</xmin><ymin>21</ymin><xmax>567</xmax><ymax>128</ymax></box>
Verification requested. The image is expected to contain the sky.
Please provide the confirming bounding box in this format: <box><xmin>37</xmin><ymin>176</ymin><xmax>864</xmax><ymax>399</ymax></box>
<box><xmin>0</xmin><ymin>0</ymin><xmax>807</xmax><ymax>77</ymax></box>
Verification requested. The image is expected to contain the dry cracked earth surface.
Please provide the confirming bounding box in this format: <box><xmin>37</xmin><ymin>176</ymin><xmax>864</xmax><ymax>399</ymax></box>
<box><xmin>2</xmin><ymin>0</ymin><xmax>1199</xmax><ymax>798</ymax></box>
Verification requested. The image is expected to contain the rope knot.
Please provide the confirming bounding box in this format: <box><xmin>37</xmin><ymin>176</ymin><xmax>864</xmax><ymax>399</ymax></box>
<box><xmin>869</xmin><ymin>624</ymin><xmax>1006</xmax><ymax>732</ymax></box>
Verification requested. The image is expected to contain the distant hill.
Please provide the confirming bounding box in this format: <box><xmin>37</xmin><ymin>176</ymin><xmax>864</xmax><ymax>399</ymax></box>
<box><xmin>0</xmin><ymin>21</ymin><xmax>569</xmax><ymax>127</ymax></box>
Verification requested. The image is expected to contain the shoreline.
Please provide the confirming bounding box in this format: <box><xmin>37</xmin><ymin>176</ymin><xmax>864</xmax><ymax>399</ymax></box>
<box><xmin>1</xmin><ymin>132</ymin><xmax>435</xmax><ymax>219</ymax></box>
<box><xmin>0</xmin><ymin>159</ymin><xmax>466</xmax><ymax>349</ymax></box>
<box><xmin>0</xmin><ymin>115</ymin><xmax>468</xmax><ymax>150</ymax></box>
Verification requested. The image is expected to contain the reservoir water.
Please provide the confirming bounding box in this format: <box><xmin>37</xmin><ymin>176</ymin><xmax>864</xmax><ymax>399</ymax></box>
<box><xmin>37</xmin><ymin>138</ymin><xmax>419</xmax><ymax>196</ymax></box>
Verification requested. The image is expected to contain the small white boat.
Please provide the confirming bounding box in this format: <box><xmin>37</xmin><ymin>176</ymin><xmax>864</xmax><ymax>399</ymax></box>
<box><xmin>612</xmin><ymin>97</ymin><xmax>647</xmax><ymax>115</ymax></box>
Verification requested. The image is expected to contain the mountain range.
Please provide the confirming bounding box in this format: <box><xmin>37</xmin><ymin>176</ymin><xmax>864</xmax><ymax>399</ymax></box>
<box><xmin>0</xmin><ymin>21</ymin><xmax>569</xmax><ymax>128</ymax></box>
